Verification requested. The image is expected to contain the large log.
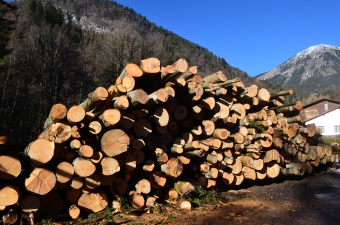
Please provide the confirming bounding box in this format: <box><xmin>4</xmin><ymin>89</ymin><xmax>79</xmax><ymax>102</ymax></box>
<box><xmin>140</xmin><ymin>58</ymin><xmax>160</xmax><ymax>73</ymax></box>
<box><xmin>24</xmin><ymin>139</ymin><xmax>55</xmax><ymax>166</ymax></box>
<box><xmin>0</xmin><ymin>186</ymin><xmax>19</xmax><ymax>207</ymax></box>
<box><xmin>25</xmin><ymin>168</ymin><xmax>56</xmax><ymax>195</ymax></box>
<box><xmin>101</xmin><ymin>129</ymin><xmax>130</xmax><ymax>157</ymax></box>
<box><xmin>78</xmin><ymin>191</ymin><xmax>108</xmax><ymax>212</ymax></box>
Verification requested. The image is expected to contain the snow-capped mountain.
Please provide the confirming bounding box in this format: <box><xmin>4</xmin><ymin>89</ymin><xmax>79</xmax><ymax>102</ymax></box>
<box><xmin>256</xmin><ymin>44</ymin><xmax>340</xmax><ymax>97</ymax></box>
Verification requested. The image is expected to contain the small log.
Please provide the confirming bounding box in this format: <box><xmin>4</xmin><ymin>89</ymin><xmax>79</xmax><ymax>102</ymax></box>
<box><xmin>212</xmin><ymin>128</ymin><xmax>230</xmax><ymax>140</ymax></box>
<box><xmin>0</xmin><ymin>156</ymin><xmax>21</xmax><ymax>180</ymax></box>
<box><xmin>204</xmin><ymin>168</ymin><xmax>218</xmax><ymax>178</ymax></box>
<box><xmin>73</xmin><ymin>157</ymin><xmax>96</xmax><ymax>177</ymax></box>
<box><xmin>113</xmin><ymin>95</ymin><xmax>129</xmax><ymax>110</ymax></box>
<box><xmin>69</xmin><ymin>204</ymin><xmax>81</xmax><ymax>219</ymax></box>
<box><xmin>135</xmin><ymin>179</ymin><xmax>151</xmax><ymax>194</ymax></box>
<box><xmin>153</xmin><ymin>108</ymin><xmax>170</xmax><ymax>127</ymax></box>
<box><xmin>78</xmin><ymin>191</ymin><xmax>108</xmax><ymax>212</ymax></box>
<box><xmin>212</xmin><ymin>101</ymin><xmax>230</xmax><ymax>121</ymax></box>
<box><xmin>43</xmin><ymin>103</ymin><xmax>68</xmax><ymax>129</ymax></box>
<box><xmin>85</xmin><ymin>174</ymin><xmax>101</xmax><ymax>189</ymax></box>
<box><xmin>149</xmin><ymin>171</ymin><xmax>167</xmax><ymax>189</ymax></box>
<box><xmin>227</xmin><ymin>158</ymin><xmax>243</xmax><ymax>174</ymax></box>
<box><xmin>179</xmin><ymin>200</ymin><xmax>191</xmax><ymax>210</ymax></box>
<box><xmin>161</xmin><ymin>65</ymin><xmax>175</xmax><ymax>79</ymax></box>
<box><xmin>143</xmin><ymin>159</ymin><xmax>155</xmax><ymax>172</ymax></box>
<box><xmin>100</xmin><ymin>109</ymin><xmax>121</xmax><ymax>128</ymax></box>
<box><xmin>129</xmin><ymin>191</ymin><xmax>145</xmax><ymax>209</ymax></box>
<box><xmin>179</xmin><ymin>66</ymin><xmax>197</xmax><ymax>80</ymax></box>
<box><xmin>2</xmin><ymin>209</ymin><xmax>18</xmax><ymax>225</ymax></box>
<box><xmin>101</xmin><ymin>129</ymin><xmax>130</xmax><ymax>157</ymax></box>
<box><xmin>234</xmin><ymin>173</ymin><xmax>245</xmax><ymax>186</ymax></box>
<box><xmin>56</xmin><ymin>161</ymin><xmax>74</xmax><ymax>183</ymax></box>
<box><xmin>165</xmin><ymin>189</ymin><xmax>179</xmax><ymax>201</ymax></box>
<box><xmin>270</xmin><ymin>89</ymin><xmax>294</xmax><ymax>99</ymax></box>
<box><xmin>116</xmin><ymin>75</ymin><xmax>135</xmax><ymax>93</ymax></box>
<box><xmin>78</xmin><ymin>145</ymin><xmax>94</xmax><ymax>158</ymax></box>
<box><xmin>79</xmin><ymin>87</ymin><xmax>108</xmax><ymax>111</ymax></box>
<box><xmin>149</xmin><ymin>88</ymin><xmax>169</xmax><ymax>105</ymax></box>
<box><xmin>70</xmin><ymin>177</ymin><xmax>83</xmax><ymax>189</ymax></box>
<box><xmin>230</xmin><ymin>103</ymin><xmax>246</xmax><ymax>119</ymax></box>
<box><xmin>266</xmin><ymin>163</ymin><xmax>281</xmax><ymax>178</ymax></box>
<box><xmin>25</xmin><ymin>168</ymin><xmax>56</xmax><ymax>195</ymax></box>
<box><xmin>127</xmin><ymin>89</ymin><xmax>149</xmax><ymax>106</ymax></box>
<box><xmin>242</xmin><ymin>166</ymin><xmax>256</xmax><ymax>180</ymax></box>
<box><xmin>67</xmin><ymin>105</ymin><xmax>86</xmax><ymax>124</ymax></box>
<box><xmin>161</xmin><ymin>158</ymin><xmax>183</xmax><ymax>179</ymax></box>
<box><xmin>140</xmin><ymin>58</ymin><xmax>160</xmax><ymax>73</ymax></box>
<box><xmin>202</xmin><ymin>120</ymin><xmax>215</xmax><ymax>136</ymax></box>
<box><xmin>238</xmin><ymin>155</ymin><xmax>254</xmax><ymax>167</ymax></box>
<box><xmin>252</xmin><ymin>159</ymin><xmax>264</xmax><ymax>170</ymax></box>
<box><xmin>257</xmin><ymin>88</ymin><xmax>270</xmax><ymax>102</ymax></box>
<box><xmin>200</xmin><ymin>97</ymin><xmax>216</xmax><ymax>110</ymax></box>
<box><xmin>20</xmin><ymin>195</ymin><xmax>40</xmax><ymax>213</ymax></box>
<box><xmin>101</xmin><ymin>157</ymin><xmax>120</xmax><ymax>175</ymax></box>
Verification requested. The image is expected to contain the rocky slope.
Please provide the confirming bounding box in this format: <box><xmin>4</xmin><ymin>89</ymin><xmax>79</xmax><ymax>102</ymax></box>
<box><xmin>256</xmin><ymin>44</ymin><xmax>340</xmax><ymax>98</ymax></box>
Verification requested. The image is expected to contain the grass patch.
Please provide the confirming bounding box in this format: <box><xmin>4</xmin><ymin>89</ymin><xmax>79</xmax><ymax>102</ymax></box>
<box><xmin>119</xmin><ymin>197</ymin><xmax>135</xmax><ymax>212</ymax></box>
<box><xmin>188</xmin><ymin>187</ymin><xmax>220</xmax><ymax>205</ymax></box>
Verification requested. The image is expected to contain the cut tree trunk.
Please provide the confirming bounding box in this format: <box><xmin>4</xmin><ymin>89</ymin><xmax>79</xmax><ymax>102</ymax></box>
<box><xmin>78</xmin><ymin>191</ymin><xmax>108</xmax><ymax>212</ymax></box>
<box><xmin>67</xmin><ymin>106</ymin><xmax>86</xmax><ymax>124</ymax></box>
<box><xmin>25</xmin><ymin>168</ymin><xmax>56</xmax><ymax>195</ymax></box>
<box><xmin>140</xmin><ymin>58</ymin><xmax>160</xmax><ymax>73</ymax></box>
<box><xmin>43</xmin><ymin>103</ymin><xmax>68</xmax><ymax>129</ymax></box>
<box><xmin>72</xmin><ymin>157</ymin><xmax>96</xmax><ymax>177</ymax></box>
<box><xmin>101</xmin><ymin>129</ymin><xmax>130</xmax><ymax>157</ymax></box>
<box><xmin>0</xmin><ymin>186</ymin><xmax>19</xmax><ymax>206</ymax></box>
<box><xmin>24</xmin><ymin>139</ymin><xmax>54</xmax><ymax>166</ymax></box>
<box><xmin>56</xmin><ymin>161</ymin><xmax>74</xmax><ymax>183</ymax></box>
<box><xmin>79</xmin><ymin>87</ymin><xmax>108</xmax><ymax>111</ymax></box>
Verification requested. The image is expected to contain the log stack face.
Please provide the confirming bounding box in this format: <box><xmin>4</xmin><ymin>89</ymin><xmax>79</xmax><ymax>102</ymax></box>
<box><xmin>0</xmin><ymin>58</ymin><xmax>337</xmax><ymax>223</ymax></box>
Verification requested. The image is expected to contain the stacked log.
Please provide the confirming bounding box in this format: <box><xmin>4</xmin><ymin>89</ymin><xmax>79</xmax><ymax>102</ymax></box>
<box><xmin>0</xmin><ymin>57</ymin><xmax>338</xmax><ymax>223</ymax></box>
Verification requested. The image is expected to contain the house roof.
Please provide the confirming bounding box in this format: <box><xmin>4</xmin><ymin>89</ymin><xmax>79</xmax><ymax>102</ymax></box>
<box><xmin>305</xmin><ymin>106</ymin><xmax>340</xmax><ymax>122</ymax></box>
<box><xmin>303</xmin><ymin>98</ymin><xmax>340</xmax><ymax>109</ymax></box>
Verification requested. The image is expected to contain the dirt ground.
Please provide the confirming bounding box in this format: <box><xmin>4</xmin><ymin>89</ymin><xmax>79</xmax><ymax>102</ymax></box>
<box><xmin>52</xmin><ymin>160</ymin><xmax>340</xmax><ymax>225</ymax></box>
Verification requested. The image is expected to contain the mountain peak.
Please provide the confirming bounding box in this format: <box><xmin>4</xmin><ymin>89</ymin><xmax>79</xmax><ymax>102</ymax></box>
<box><xmin>256</xmin><ymin>44</ymin><xmax>340</xmax><ymax>98</ymax></box>
<box><xmin>296</xmin><ymin>44</ymin><xmax>340</xmax><ymax>58</ymax></box>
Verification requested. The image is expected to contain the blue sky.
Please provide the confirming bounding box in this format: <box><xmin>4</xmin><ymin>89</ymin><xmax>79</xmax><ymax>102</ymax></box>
<box><xmin>114</xmin><ymin>0</ymin><xmax>340</xmax><ymax>77</ymax></box>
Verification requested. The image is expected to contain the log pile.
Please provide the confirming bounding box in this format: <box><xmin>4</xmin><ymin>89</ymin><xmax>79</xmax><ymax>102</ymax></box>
<box><xmin>0</xmin><ymin>57</ymin><xmax>338</xmax><ymax>223</ymax></box>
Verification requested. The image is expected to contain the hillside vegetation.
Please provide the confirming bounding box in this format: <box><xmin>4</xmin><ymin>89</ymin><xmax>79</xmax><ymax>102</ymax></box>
<box><xmin>0</xmin><ymin>0</ymin><xmax>275</xmax><ymax>144</ymax></box>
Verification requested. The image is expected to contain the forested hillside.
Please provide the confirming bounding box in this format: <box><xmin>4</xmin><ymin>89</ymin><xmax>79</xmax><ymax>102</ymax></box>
<box><xmin>0</xmin><ymin>0</ymin><xmax>272</xmax><ymax>144</ymax></box>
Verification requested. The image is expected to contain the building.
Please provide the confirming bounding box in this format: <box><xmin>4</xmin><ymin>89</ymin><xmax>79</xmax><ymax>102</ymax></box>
<box><xmin>301</xmin><ymin>99</ymin><xmax>340</xmax><ymax>136</ymax></box>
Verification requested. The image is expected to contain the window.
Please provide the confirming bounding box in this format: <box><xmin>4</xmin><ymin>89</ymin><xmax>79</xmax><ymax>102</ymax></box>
<box><xmin>317</xmin><ymin>126</ymin><xmax>325</xmax><ymax>134</ymax></box>
<box><xmin>334</xmin><ymin>125</ymin><xmax>340</xmax><ymax>133</ymax></box>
